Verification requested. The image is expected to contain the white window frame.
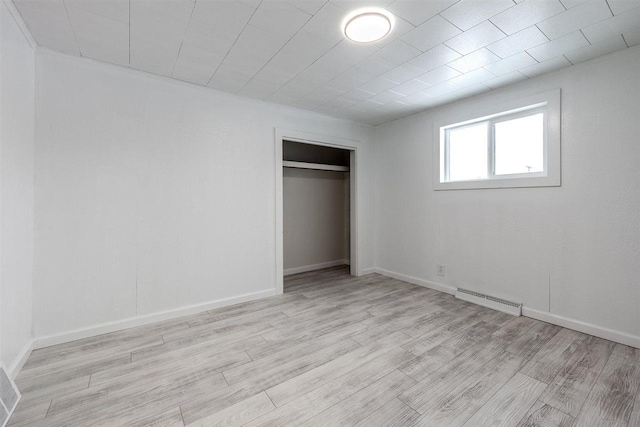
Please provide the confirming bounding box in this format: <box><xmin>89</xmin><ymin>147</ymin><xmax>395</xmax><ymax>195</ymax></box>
<box><xmin>433</xmin><ymin>89</ymin><xmax>561</xmax><ymax>190</ymax></box>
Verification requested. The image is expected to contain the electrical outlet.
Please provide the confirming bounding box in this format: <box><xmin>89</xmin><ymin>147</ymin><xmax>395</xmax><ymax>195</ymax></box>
<box><xmin>437</xmin><ymin>264</ymin><xmax>446</xmax><ymax>277</ymax></box>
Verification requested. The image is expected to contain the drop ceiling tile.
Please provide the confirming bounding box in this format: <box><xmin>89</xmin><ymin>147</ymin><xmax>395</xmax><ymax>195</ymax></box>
<box><xmin>564</xmin><ymin>34</ymin><xmax>627</xmax><ymax>63</ymax></box>
<box><xmin>606</xmin><ymin>0</ymin><xmax>640</xmax><ymax>15</ymax></box>
<box><xmin>258</xmin><ymin>30</ymin><xmax>335</xmax><ymax>80</ymax></box>
<box><xmin>401</xmin><ymin>15</ymin><xmax>462</xmax><ymax>52</ymax></box>
<box><xmin>415</xmin><ymin>65</ymin><xmax>461</xmax><ymax>85</ymax></box>
<box><xmin>64</xmin><ymin>0</ymin><xmax>129</xmax><ymax>23</ymax></box>
<box><xmin>372</xmin><ymin>15</ymin><xmax>415</xmax><ymax>47</ymax></box>
<box><xmin>249</xmin><ymin>1</ymin><xmax>311</xmax><ymax>38</ymax></box>
<box><xmin>369</xmin><ymin>90</ymin><xmax>407</xmax><ymax>104</ymax></box>
<box><xmin>386</xmin><ymin>0</ymin><xmax>459</xmax><ymax>26</ymax></box>
<box><xmin>449</xmin><ymin>67</ymin><xmax>496</xmax><ymax>87</ymax></box>
<box><xmin>560</xmin><ymin>0</ymin><xmax>588</xmax><ymax>9</ymax></box>
<box><xmin>239</xmin><ymin>78</ymin><xmax>282</xmax><ymax>99</ymax></box>
<box><xmin>13</xmin><ymin>1</ymin><xmax>79</xmax><ymax>51</ymax></box>
<box><xmin>490</xmin><ymin>0</ymin><xmax>565</xmax><ymax>35</ymax></box>
<box><xmin>330</xmin><ymin>0</ymin><xmax>394</xmax><ymax>10</ymax></box>
<box><xmin>537</xmin><ymin>0</ymin><xmax>612</xmax><ymax>40</ymax></box>
<box><xmin>130</xmin><ymin>0</ymin><xmax>194</xmax><ymax>28</ymax></box>
<box><xmin>324</xmin><ymin>73</ymin><xmax>366</xmax><ymax>92</ymax></box>
<box><xmin>208</xmin><ymin>64</ymin><xmax>253</xmax><ymax>92</ymax></box>
<box><xmin>379</xmin><ymin>62</ymin><xmax>427</xmax><ymax>83</ymax></box>
<box><xmin>375</xmin><ymin>40</ymin><xmax>422</xmax><ymax>69</ymax></box>
<box><xmin>484</xmin><ymin>51</ymin><xmax>537</xmax><ymax>75</ymax></box>
<box><xmin>267</xmin><ymin>82</ymin><xmax>312</xmax><ymax>104</ymax></box>
<box><xmin>581</xmin><ymin>6</ymin><xmax>640</xmax><ymax>43</ymax></box>
<box><xmin>287</xmin><ymin>0</ymin><xmax>327</xmax><ymax>14</ymax></box>
<box><xmin>399</xmin><ymin>90</ymin><xmax>434</xmax><ymax>105</ymax></box>
<box><xmin>410</xmin><ymin>44</ymin><xmax>461</xmax><ymax>71</ymax></box>
<box><xmin>180</xmin><ymin>19</ymin><xmax>238</xmax><ymax>57</ymax></box>
<box><xmin>390</xmin><ymin>78</ymin><xmax>430</xmax><ymax>95</ymax></box>
<box><xmin>440</xmin><ymin>0</ymin><xmax>515</xmax><ymax>30</ymax></box>
<box><xmin>253</xmin><ymin>67</ymin><xmax>293</xmax><ymax>87</ymax></box>
<box><xmin>32</xmin><ymin>34</ymin><xmax>81</xmax><ymax>55</ymax></box>
<box><xmin>447</xmin><ymin>48</ymin><xmax>500</xmax><ymax>73</ymax></box>
<box><xmin>323</xmin><ymin>97</ymin><xmax>357</xmax><ymax>109</ymax></box>
<box><xmin>347</xmin><ymin>59</ymin><xmax>394</xmax><ymax>81</ymax></box>
<box><xmin>301</xmin><ymin>1</ymin><xmax>347</xmax><ymax>44</ymax></box>
<box><xmin>437</xmin><ymin>82</ymin><xmax>490</xmax><ymax>102</ymax></box>
<box><xmin>191</xmin><ymin>0</ymin><xmax>254</xmax><ymax>34</ymax></box>
<box><xmin>221</xmin><ymin>25</ymin><xmax>291</xmax><ymax>77</ymax></box>
<box><xmin>421</xmin><ymin>81</ymin><xmax>460</xmax><ymax>97</ymax></box>
<box><xmin>129</xmin><ymin>8</ymin><xmax>188</xmax><ymax>52</ymax></box>
<box><xmin>66</xmin><ymin>6</ymin><xmax>129</xmax><ymax>65</ymax></box>
<box><xmin>290</xmin><ymin>66</ymin><xmax>335</xmax><ymax>88</ymax></box>
<box><xmin>519</xmin><ymin>54</ymin><xmax>572</xmax><ymax>77</ymax></box>
<box><xmin>624</xmin><ymin>27</ymin><xmax>640</xmax><ymax>45</ymax></box>
<box><xmin>130</xmin><ymin>39</ymin><xmax>180</xmax><ymax>76</ymax></box>
<box><xmin>172</xmin><ymin>44</ymin><xmax>224</xmax><ymax>85</ymax></box>
<box><xmin>483</xmin><ymin>70</ymin><xmax>528</xmax><ymax>89</ymax></box>
<box><xmin>357</xmin><ymin>76</ymin><xmax>398</xmax><ymax>93</ymax></box>
<box><xmin>294</xmin><ymin>95</ymin><xmax>327</xmax><ymax>110</ymax></box>
<box><xmin>307</xmin><ymin>86</ymin><xmax>345</xmax><ymax>102</ymax></box>
<box><xmin>357</xmin><ymin>99</ymin><xmax>385</xmax><ymax>110</ymax></box>
<box><xmin>486</xmin><ymin>26</ymin><xmax>549</xmax><ymax>58</ymax></box>
<box><xmin>527</xmin><ymin>31</ymin><xmax>590</xmax><ymax>61</ymax></box>
<box><xmin>340</xmin><ymin>88</ymin><xmax>376</xmax><ymax>102</ymax></box>
<box><xmin>444</xmin><ymin>21</ymin><xmax>506</xmax><ymax>55</ymax></box>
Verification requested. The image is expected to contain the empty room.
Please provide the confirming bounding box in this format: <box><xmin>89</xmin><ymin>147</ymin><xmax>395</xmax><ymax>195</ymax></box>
<box><xmin>1</xmin><ymin>0</ymin><xmax>639</xmax><ymax>425</ymax></box>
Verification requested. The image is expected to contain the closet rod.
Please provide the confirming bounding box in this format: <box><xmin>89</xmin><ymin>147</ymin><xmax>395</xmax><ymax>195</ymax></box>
<box><xmin>283</xmin><ymin>160</ymin><xmax>349</xmax><ymax>172</ymax></box>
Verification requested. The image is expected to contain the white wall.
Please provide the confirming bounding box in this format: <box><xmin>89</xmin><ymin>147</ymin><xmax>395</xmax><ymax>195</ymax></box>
<box><xmin>33</xmin><ymin>50</ymin><xmax>375</xmax><ymax>341</ymax></box>
<box><xmin>0</xmin><ymin>1</ymin><xmax>35</xmax><ymax>374</ymax></box>
<box><xmin>374</xmin><ymin>47</ymin><xmax>640</xmax><ymax>345</ymax></box>
<box><xmin>283</xmin><ymin>168</ymin><xmax>349</xmax><ymax>272</ymax></box>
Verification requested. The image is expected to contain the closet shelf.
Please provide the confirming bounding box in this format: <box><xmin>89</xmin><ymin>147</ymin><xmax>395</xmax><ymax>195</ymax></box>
<box><xmin>283</xmin><ymin>161</ymin><xmax>349</xmax><ymax>172</ymax></box>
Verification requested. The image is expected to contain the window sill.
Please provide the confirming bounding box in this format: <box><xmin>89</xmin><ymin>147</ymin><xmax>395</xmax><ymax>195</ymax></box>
<box><xmin>433</xmin><ymin>175</ymin><xmax>560</xmax><ymax>190</ymax></box>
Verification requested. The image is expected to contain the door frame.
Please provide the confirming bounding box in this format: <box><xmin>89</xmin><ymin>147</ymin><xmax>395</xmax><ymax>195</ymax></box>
<box><xmin>275</xmin><ymin>128</ymin><xmax>359</xmax><ymax>295</ymax></box>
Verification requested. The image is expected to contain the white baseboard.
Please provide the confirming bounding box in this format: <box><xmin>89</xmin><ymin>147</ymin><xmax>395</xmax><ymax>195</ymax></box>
<box><xmin>373</xmin><ymin>266</ymin><xmax>639</xmax><ymax>349</ymax></box>
<box><xmin>283</xmin><ymin>260</ymin><xmax>349</xmax><ymax>276</ymax></box>
<box><xmin>32</xmin><ymin>288</ymin><xmax>276</xmax><ymax>350</ymax></box>
<box><xmin>522</xmin><ymin>307</ymin><xmax>640</xmax><ymax>349</ymax></box>
<box><xmin>8</xmin><ymin>340</ymin><xmax>34</xmax><ymax>380</ymax></box>
<box><xmin>361</xmin><ymin>267</ymin><xmax>377</xmax><ymax>275</ymax></box>
<box><xmin>373</xmin><ymin>268</ymin><xmax>456</xmax><ymax>295</ymax></box>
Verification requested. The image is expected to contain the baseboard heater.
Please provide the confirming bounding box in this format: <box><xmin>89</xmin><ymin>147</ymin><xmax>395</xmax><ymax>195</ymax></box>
<box><xmin>455</xmin><ymin>288</ymin><xmax>522</xmax><ymax>317</ymax></box>
<box><xmin>0</xmin><ymin>364</ymin><xmax>21</xmax><ymax>427</ymax></box>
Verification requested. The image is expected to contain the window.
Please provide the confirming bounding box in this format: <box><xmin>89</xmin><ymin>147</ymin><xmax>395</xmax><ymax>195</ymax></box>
<box><xmin>434</xmin><ymin>89</ymin><xmax>560</xmax><ymax>190</ymax></box>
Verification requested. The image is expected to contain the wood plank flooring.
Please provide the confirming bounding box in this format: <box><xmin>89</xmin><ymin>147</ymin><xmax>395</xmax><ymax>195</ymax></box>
<box><xmin>9</xmin><ymin>267</ymin><xmax>640</xmax><ymax>426</ymax></box>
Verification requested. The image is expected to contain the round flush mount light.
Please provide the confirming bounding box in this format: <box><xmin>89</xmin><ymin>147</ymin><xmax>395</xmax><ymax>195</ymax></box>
<box><xmin>343</xmin><ymin>8</ymin><xmax>393</xmax><ymax>43</ymax></box>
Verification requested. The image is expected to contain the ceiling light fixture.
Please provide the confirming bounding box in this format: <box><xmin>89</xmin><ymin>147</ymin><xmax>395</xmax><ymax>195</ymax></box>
<box><xmin>343</xmin><ymin>8</ymin><xmax>393</xmax><ymax>43</ymax></box>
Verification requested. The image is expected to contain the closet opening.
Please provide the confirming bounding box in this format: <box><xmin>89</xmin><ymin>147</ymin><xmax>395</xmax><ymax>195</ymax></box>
<box><xmin>274</xmin><ymin>130</ymin><xmax>358</xmax><ymax>294</ymax></box>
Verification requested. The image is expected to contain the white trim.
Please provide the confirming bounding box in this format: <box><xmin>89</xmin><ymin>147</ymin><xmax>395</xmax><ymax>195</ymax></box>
<box><xmin>284</xmin><ymin>260</ymin><xmax>349</xmax><ymax>276</ymax></box>
<box><xmin>2</xmin><ymin>0</ymin><xmax>38</xmax><ymax>49</ymax></box>
<box><xmin>275</xmin><ymin>128</ymin><xmax>361</xmax><ymax>295</ymax></box>
<box><xmin>32</xmin><ymin>288</ymin><xmax>276</xmax><ymax>350</ymax></box>
<box><xmin>7</xmin><ymin>341</ymin><xmax>33</xmax><ymax>380</ymax></box>
<box><xmin>522</xmin><ymin>307</ymin><xmax>640</xmax><ymax>349</ymax></box>
<box><xmin>433</xmin><ymin>89</ymin><xmax>561</xmax><ymax>190</ymax></box>
<box><xmin>361</xmin><ymin>267</ymin><xmax>377</xmax><ymax>275</ymax></box>
<box><xmin>372</xmin><ymin>268</ymin><xmax>456</xmax><ymax>295</ymax></box>
<box><xmin>283</xmin><ymin>161</ymin><xmax>349</xmax><ymax>172</ymax></box>
<box><xmin>372</xmin><ymin>267</ymin><xmax>639</xmax><ymax>349</ymax></box>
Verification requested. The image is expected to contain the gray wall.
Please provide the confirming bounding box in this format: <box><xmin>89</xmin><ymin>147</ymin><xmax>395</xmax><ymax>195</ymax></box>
<box><xmin>283</xmin><ymin>168</ymin><xmax>349</xmax><ymax>273</ymax></box>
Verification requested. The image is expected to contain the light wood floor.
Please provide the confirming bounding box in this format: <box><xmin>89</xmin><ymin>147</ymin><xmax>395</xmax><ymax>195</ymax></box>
<box><xmin>10</xmin><ymin>267</ymin><xmax>640</xmax><ymax>426</ymax></box>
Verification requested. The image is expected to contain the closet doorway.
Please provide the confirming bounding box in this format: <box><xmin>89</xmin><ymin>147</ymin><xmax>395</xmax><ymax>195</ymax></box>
<box><xmin>275</xmin><ymin>130</ymin><xmax>358</xmax><ymax>294</ymax></box>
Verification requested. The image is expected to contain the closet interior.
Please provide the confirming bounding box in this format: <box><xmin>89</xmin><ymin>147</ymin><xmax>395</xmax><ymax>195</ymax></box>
<box><xmin>282</xmin><ymin>140</ymin><xmax>353</xmax><ymax>279</ymax></box>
